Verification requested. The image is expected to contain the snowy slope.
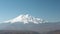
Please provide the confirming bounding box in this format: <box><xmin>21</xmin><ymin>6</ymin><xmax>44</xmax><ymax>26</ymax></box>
<box><xmin>4</xmin><ymin>14</ymin><xmax>48</xmax><ymax>24</ymax></box>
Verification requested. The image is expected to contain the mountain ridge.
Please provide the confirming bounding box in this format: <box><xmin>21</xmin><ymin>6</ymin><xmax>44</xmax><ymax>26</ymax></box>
<box><xmin>3</xmin><ymin>14</ymin><xmax>48</xmax><ymax>24</ymax></box>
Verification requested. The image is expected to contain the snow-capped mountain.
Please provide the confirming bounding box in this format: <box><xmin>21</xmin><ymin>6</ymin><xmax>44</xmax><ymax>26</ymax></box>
<box><xmin>0</xmin><ymin>14</ymin><xmax>60</xmax><ymax>33</ymax></box>
<box><xmin>4</xmin><ymin>14</ymin><xmax>48</xmax><ymax>24</ymax></box>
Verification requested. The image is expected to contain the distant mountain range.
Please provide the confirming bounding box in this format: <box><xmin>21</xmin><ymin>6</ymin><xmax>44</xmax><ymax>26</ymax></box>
<box><xmin>0</xmin><ymin>22</ymin><xmax>60</xmax><ymax>33</ymax></box>
<box><xmin>0</xmin><ymin>14</ymin><xmax>60</xmax><ymax>34</ymax></box>
<box><xmin>0</xmin><ymin>30</ymin><xmax>40</xmax><ymax>34</ymax></box>
<box><xmin>44</xmin><ymin>30</ymin><xmax>60</xmax><ymax>34</ymax></box>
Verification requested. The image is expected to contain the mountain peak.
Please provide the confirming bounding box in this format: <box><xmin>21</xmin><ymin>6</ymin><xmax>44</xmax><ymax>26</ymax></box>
<box><xmin>4</xmin><ymin>14</ymin><xmax>48</xmax><ymax>24</ymax></box>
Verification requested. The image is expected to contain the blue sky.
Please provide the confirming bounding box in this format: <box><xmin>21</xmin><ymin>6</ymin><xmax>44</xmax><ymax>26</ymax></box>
<box><xmin>0</xmin><ymin>0</ymin><xmax>60</xmax><ymax>22</ymax></box>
